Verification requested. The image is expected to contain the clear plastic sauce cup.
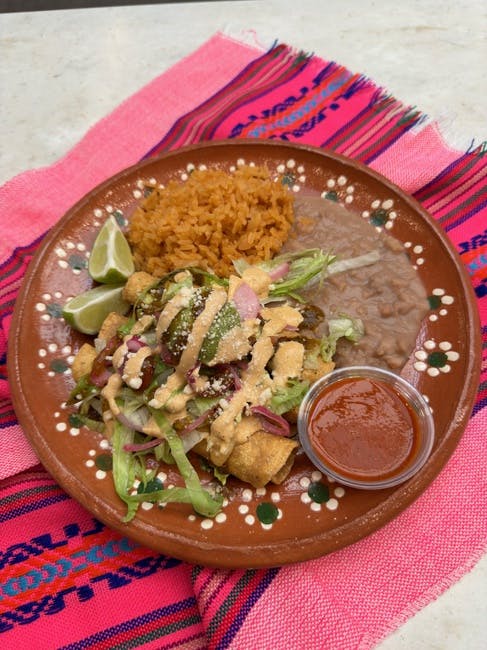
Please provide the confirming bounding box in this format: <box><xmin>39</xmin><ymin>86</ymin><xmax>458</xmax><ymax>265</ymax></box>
<box><xmin>297</xmin><ymin>366</ymin><xmax>435</xmax><ymax>489</ymax></box>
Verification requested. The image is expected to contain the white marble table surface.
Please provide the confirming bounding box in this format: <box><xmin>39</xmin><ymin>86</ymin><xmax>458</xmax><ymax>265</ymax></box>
<box><xmin>1</xmin><ymin>1</ymin><xmax>486</xmax><ymax>648</ymax></box>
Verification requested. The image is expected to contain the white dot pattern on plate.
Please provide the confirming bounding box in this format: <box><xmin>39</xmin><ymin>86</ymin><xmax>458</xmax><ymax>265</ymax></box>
<box><xmin>299</xmin><ymin>477</ymin><xmax>310</xmax><ymax>489</ymax></box>
<box><xmin>413</xmin><ymin>339</ymin><xmax>459</xmax><ymax>375</ymax></box>
<box><xmin>200</xmin><ymin>519</ymin><xmax>213</xmax><ymax>530</ymax></box>
<box><xmin>241</xmin><ymin>489</ymin><xmax>253</xmax><ymax>502</ymax></box>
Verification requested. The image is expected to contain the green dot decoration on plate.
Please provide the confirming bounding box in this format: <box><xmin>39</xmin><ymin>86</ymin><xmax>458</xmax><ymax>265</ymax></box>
<box><xmin>137</xmin><ymin>477</ymin><xmax>164</xmax><ymax>494</ymax></box>
<box><xmin>68</xmin><ymin>413</ymin><xmax>84</xmax><ymax>428</ymax></box>
<box><xmin>50</xmin><ymin>359</ymin><xmax>69</xmax><ymax>373</ymax></box>
<box><xmin>324</xmin><ymin>190</ymin><xmax>338</xmax><ymax>202</ymax></box>
<box><xmin>95</xmin><ymin>454</ymin><xmax>113</xmax><ymax>472</ymax></box>
<box><xmin>256</xmin><ymin>502</ymin><xmax>279</xmax><ymax>525</ymax></box>
<box><xmin>46</xmin><ymin>303</ymin><xmax>63</xmax><ymax>318</ymax></box>
<box><xmin>308</xmin><ymin>482</ymin><xmax>330</xmax><ymax>503</ymax></box>
<box><xmin>428</xmin><ymin>351</ymin><xmax>449</xmax><ymax>368</ymax></box>
<box><xmin>281</xmin><ymin>172</ymin><xmax>295</xmax><ymax>186</ymax></box>
<box><xmin>370</xmin><ymin>208</ymin><xmax>389</xmax><ymax>226</ymax></box>
<box><xmin>68</xmin><ymin>254</ymin><xmax>88</xmax><ymax>271</ymax></box>
<box><xmin>428</xmin><ymin>294</ymin><xmax>442</xmax><ymax>309</ymax></box>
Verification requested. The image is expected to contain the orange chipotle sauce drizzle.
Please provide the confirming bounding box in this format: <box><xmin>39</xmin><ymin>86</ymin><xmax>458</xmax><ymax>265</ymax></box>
<box><xmin>308</xmin><ymin>377</ymin><xmax>419</xmax><ymax>481</ymax></box>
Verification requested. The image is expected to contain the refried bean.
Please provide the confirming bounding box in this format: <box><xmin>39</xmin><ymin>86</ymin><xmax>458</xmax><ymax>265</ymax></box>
<box><xmin>287</xmin><ymin>196</ymin><xmax>429</xmax><ymax>371</ymax></box>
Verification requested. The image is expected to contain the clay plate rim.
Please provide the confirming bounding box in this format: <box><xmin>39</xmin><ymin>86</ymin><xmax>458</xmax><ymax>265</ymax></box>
<box><xmin>7</xmin><ymin>140</ymin><xmax>482</xmax><ymax>568</ymax></box>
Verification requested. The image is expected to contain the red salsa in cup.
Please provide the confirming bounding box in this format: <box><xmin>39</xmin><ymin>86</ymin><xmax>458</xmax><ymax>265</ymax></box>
<box><xmin>308</xmin><ymin>376</ymin><xmax>420</xmax><ymax>482</ymax></box>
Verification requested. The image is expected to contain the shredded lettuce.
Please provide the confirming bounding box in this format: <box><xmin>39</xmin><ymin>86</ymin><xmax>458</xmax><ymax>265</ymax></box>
<box><xmin>270</xmin><ymin>379</ymin><xmax>310</xmax><ymax>415</ymax></box>
<box><xmin>320</xmin><ymin>316</ymin><xmax>365</xmax><ymax>362</ymax></box>
<box><xmin>230</xmin><ymin>257</ymin><xmax>252</xmax><ymax>276</ymax></box>
<box><xmin>67</xmin><ymin>374</ymin><xmax>100</xmax><ymax>405</ymax></box>
<box><xmin>154</xmin><ymin>440</ymin><xmax>175</xmax><ymax>465</ymax></box>
<box><xmin>150</xmin><ymin>409</ymin><xmax>223</xmax><ymax>517</ymax></box>
<box><xmin>212</xmin><ymin>466</ymin><xmax>229</xmax><ymax>486</ymax></box>
<box><xmin>327</xmin><ymin>250</ymin><xmax>380</xmax><ymax>276</ymax></box>
<box><xmin>112</xmin><ymin>422</ymin><xmax>140</xmax><ymax>523</ymax></box>
<box><xmin>118</xmin><ymin>316</ymin><xmax>136</xmax><ymax>337</ymax></box>
<box><xmin>234</xmin><ymin>248</ymin><xmax>335</xmax><ymax>301</ymax></box>
<box><xmin>304</xmin><ymin>251</ymin><xmax>381</xmax><ymax>291</ymax></box>
<box><xmin>187</xmin><ymin>267</ymin><xmax>229</xmax><ymax>288</ymax></box>
<box><xmin>163</xmin><ymin>273</ymin><xmax>193</xmax><ymax>301</ymax></box>
<box><xmin>187</xmin><ymin>396</ymin><xmax>221</xmax><ymax>418</ymax></box>
<box><xmin>269</xmin><ymin>249</ymin><xmax>336</xmax><ymax>301</ymax></box>
<box><xmin>234</xmin><ymin>248</ymin><xmax>380</xmax><ymax>299</ymax></box>
<box><xmin>112</xmin><ymin>416</ymin><xmax>223</xmax><ymax>522</ymax></box>
<box><xmin>124</xmin><ymin>487</ymin><xmax>195</xmax><ymax>506</ymax></box>
<box><xmin>198</xmin><ymin>457</ymin><xmax>229</xmax><ymax>486</ymax></box>
<box><xmin>115</xmin><ymin>389</ymin><xmax>150</xmax><ymax>431</ymax></box>
<box><xmin>142</xmin><ymin>358</ymin><xmax>173</xmax><ymax>400</ymax></box>
<box><xmin>116</xmin><ymin>387</ymin><xmax>145</xmax><ymax>412</ymax></box>
<box><xmin>66</xmin><ymin>377</ymin><xmax>105</xmax><ymax>433</ymax></box>
<box><xmin>70</xmin><ymin>413</ymin><xmax>105</xmax><ymax>433</ymax></box>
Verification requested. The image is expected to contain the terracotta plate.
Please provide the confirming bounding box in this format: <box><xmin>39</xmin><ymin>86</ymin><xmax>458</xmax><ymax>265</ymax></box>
<box><xmin>8</xmin><ymin>141</ymin><xmax>481</xmax><ymax>568</ymax></box>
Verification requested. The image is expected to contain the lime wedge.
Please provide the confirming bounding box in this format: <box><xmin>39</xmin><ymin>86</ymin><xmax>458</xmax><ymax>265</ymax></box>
<box><xmin>88</xmin><ymin>215</ymin><xmax>135</xmax><ymax>283</ymax></box>
<box><xmin>62</xmin><ymin>284</ymin><xmax>129</xmax><ymax>334</ymax></box>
